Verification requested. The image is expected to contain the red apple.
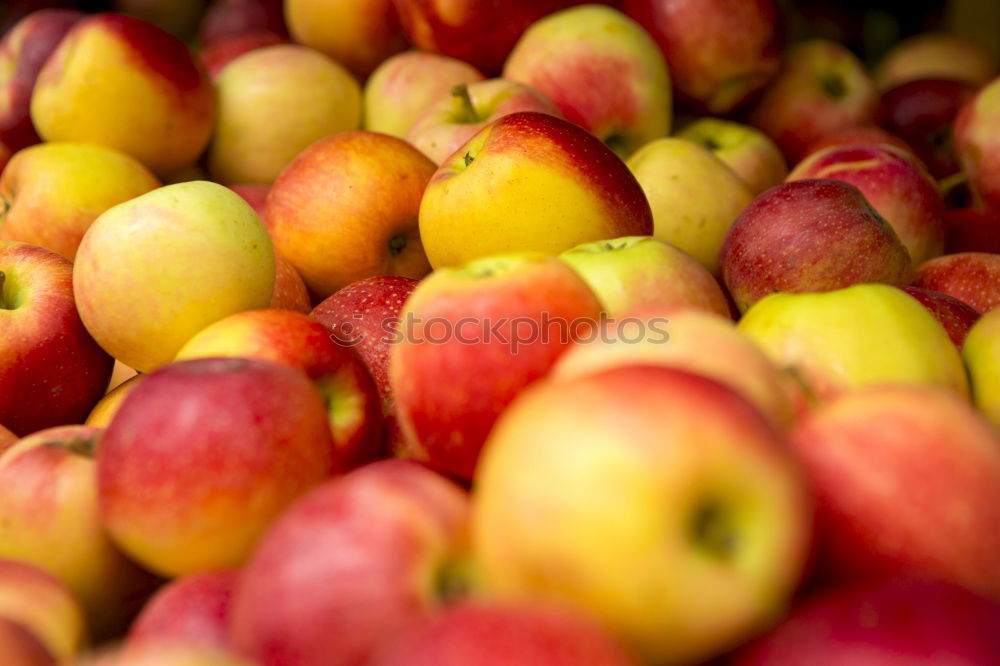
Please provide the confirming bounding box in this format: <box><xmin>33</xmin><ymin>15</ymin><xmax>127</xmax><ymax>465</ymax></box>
<box><xmin>954</xmin><ymin>76</ymin><xmax>1000</xmax><ymax>212</ymax></box>
<box><xmin>128</xmin><ymin>570</ymin><xmax>238</xmax><ymax>650</ymax></box>
<box><xmin>229</xmin><ymin>459</ymin><xmax>472</xmax><ymax>666</ymax></box>
<box><xmin>227</xmin><ymin>184</ymin><xmax>269</xmax><ymax>218</ymax></box>
<box><xmin>0</xmin><ymin>617</ymin><xmax>55</xmax><ymax>666</ymax></box>
<box><xmin>0</xmin><ymin>559</ymin><xmax>86</xmax><ymax>660</ymax></box>
<box><xmin>720</xmin><ymin>179</ymin><xmax>912</xmax><ymax>312</ymax></box>
<box><xmin>900</xmin><ymin>286</ymin><xmax>980</xmax><ymax>348</ymax></box>
<box><xmin>803</xmin><ymin>124</ymin><xmax>914</xmax><ymax>158</ymax></box>
<box><xmin>912</xmin><ymin>252</ymin><xmax>1000</xmax><ymax>314</ymax></box>
<box><xmin>944</xmin><ymin>206</ymin><xmax>1000</xmax><ymax>254</ymax></box>
<box><xmin>199</xmin><ymin>31</ymin><xmax>285</xmax><ymax>79</ymax></box>
<box><xmin>269</xmin><ymin>255</ymin><xmax>311</xmax><ymax>313</ymax></box>
<box><xmin>199</xmin><ymin>0</ymin><xmax>286</xmax><ymax>48</ymax></box>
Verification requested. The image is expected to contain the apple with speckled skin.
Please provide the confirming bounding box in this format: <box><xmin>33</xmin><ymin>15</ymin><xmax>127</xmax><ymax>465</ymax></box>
<box><xmin>419</xmin><ymin>112</ymin><xmax>653</xmax><ymax>270</ymax></box>
<box><xmin>128</xmin><ymin>570</ymin><xmax>238</xmax><ymax>650</ymax></box>
<box><xmin>912</xmin><ymin>252</ymin><xmax>1000</xmax><ymax>314</ymax></box>
<box><xmin>875</xmin><ymin>32</ymin><xmax>998</xmax><ymax>90</ymax></box>
<box><xmin>955</xmin><ymin>76</ymin><xmax>1000</xmax><ymax>213</ymax></box>
<box><xmin>900</xmin><ymin>286</ymin><xmax>979</xmax><ymax>348</ymax></box>
<box><xmin>675</xmin><ymin>118</ymin><xmax>787</xmax><ymax>196</ymax></box>
<box><xmin>0</xmin><ymin>559</ymin><xmax>86</xmax><ymax>660</ymax></box>
<box><xmin>720</xmin><ymin>179</ymin><xmax>911</xmax><ymax>312</ymax></box>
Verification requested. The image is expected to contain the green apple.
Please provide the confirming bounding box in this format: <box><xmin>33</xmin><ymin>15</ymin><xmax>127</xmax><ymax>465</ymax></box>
<box><xmin>963</xmin><ymin>306</ymin><xmax>1000</xmax><ymax>429</ymax></box>
<box><xmin>675</xmin><ymin>118</ymin><xmax>787</xmax><ymax>196</ymax></box>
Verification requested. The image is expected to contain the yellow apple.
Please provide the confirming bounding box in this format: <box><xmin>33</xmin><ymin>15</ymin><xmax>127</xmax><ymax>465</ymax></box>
<box><xmin>963</xmin><ymin>306</ymin><xmax>1000</xmax><ymax>429</ymax></box>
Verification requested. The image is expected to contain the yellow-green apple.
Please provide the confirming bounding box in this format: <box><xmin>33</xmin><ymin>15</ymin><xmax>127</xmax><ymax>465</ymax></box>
<box><xmin>472</xmin><ymin>365</ymin><xmax>812</xmax><ymax>664</ymax></box>
<box><xmin>70</xmin><ymin>643</ymin><xmax>255</xmax><ymax>666</ymax></box>
<box><xmin>720</xmin><ymin>180</ymin><xmax>911</xmax><ymax>312</ymax></box>
<box><xmin>732</xmin><ymin>577</ymin><xmax>1000</xmax><ymax>665</ymax></box>
<box><xmin>30</xmin><ymin>13</ymin><xmax>215</xmax><ymax>176</ymax></box>
<box><xmin>85</xmin><ymin>375</ymin><xmax>143</xmax><ymax>429</ymax></box>
<box><xmin>787</xmin><ymin>144</ymin><xmax>946</xmax><ymax>265</ymax></box>
<box><xmin>199</xmin><ymin>0</ymin><xmax>286</xmax><ymax>47</ymax></box>
<box><xmin>803</xmin><ymin>124</ymin><xmax>915</xmax><ymax>157</ymax></box>
<box><xmin>675</xmin><ymin>118</ymin><xmax>788</xmax><ymax>196</ymax></box>
<box><xmin>900</xmin><ymin>286</ymin><xmax>980</xmax><ymax>348</ymax></box>
<box><xmin>750</xmin><ymin>39</ymin><xmax>878</xmax><ymax>163</ymax></box>
<box><xmin>789</xmin><ymin>385</ymin><xmax>1000</xmax><ymax>598</ymax></box>
<box><xmin>0</xmin><ymin>142</ymin><xmax>160</xmax><ymax>260</ymax></box>
<box><xmin>623</xmin><ymin>0</ymin><xmax>781</xmax><ymax>114</ymax></box>
<box><xmin>964</xmin><ymin>306</ymin><xmax>1000</xmax><ymax>429</ymax></box>
<box><xmin>626</xmin><ymin>137</ymin><xmax>753</xmax><ymax>274</ymax></box>
<box><xmin>737</xmin><ymin>284</ymin><xmax>969</xmax><ymax>401</ymax></box>
<box><xmin>97</xmin><ymin>357</ymin><xmax>339</xmax><ymax>578</ymax></box>
<box><xmin>363</xmin><ymin>50</ymin><xmax>484</xmax><ymax>139</ymax></box>
<box><xmin>199</xmin><ymin>31</ymin><xmax>286</xmax><ymax>79</ymax></box>
<box><xmin>284</xmin><ymin>0</ymin><xmax>408</xmax><ymax>79</ymax></box>
<box><xmin>390</xmin><ymin>252</ymin><xmax>602</xmax><ymax>480</ymax></box>
<box><xmin>267</xmin><ymin>131</ymin><xmax>435</xmax><ymax>297</ymax></box>
<box><xmin>0</xmin><ymin>425</ymin><xmax>158</xmax><ymax>640</ymax></box>
<box><xmin>391</xmin><ymin>0</ymin><xmax>573</xmax><ymax>74</ymax></box>
<box><xmin>0</xmin><ymin>617</ymin><xmax>55</xmax><ymax>666</ymax></box>
<box><xmin>208</xmin><ymin>44</ymin><xmax>361</xmax><ymax>185</ymax></box>
<box><xmin>503</xmin><ymin>4</ymin><xmax>671</xmax><ymax>157</ymax></box>
<box><xmin>912</xmin><ymin>252</ymin><xmax>1000</xmax><ymax>314</ymax></box>
<box><xmin>175</xmin><ymin>309</ymin><xmax>383</xmax><ymax>468</ymax></box>
<box><xmin>73</xmin><ymin>181</ymin><xmax>275</xmax><ymax>373</ymax></box>
<box><xmin>369</xmin><ymin>601</ymin><xmax>637</xmax><ymax>666</ymax></box>
<box><xmin>407</xmin><ymin>79</ymin><xmax>562</xmax><ymax>165</ymax></box>
<box><xmin>874</xmin><ymin>32</ymin><xmax>998</xmax><ymax>90</ymax></box>
<box><xmin>0</xmin><ymin>9</ymin><xmax>82</xmax><ymax>154</ymax></box>
<box><xmin>955</xmin><ymin>77</ymin><xmax>1000</xmax><ymax>212</ymax></box>
<box><xmin>551</xmin><ymin>308</ymin><xmax>797</xmax><ymax>427</ymax></box>
<box><xmin>128</xmin><ymin>570</ymin><xmax>238</xmax><ymax>650</ymax></box>
<box><xmin>419</xmin><ymin>112</ymin><xmax>653</xmax><ymax>269</ymax></box>
<box><xmin>0</xmin><ymin>559</ymin><xmax>86</xmax><ymax>659</ymax></box>
<box><xmin>0</xmin><ymin>423</ymin><xmax>15</xmax><ymax>454</ymax></box>
<box><xmin>229</xmin><ymin>459</ymin><xmax>472</xmax><ymax>666</ymax></box>
<box><xmin>269</xmin><ymin>255</ymin><xmax>312</xmax><ymax>313</ymax></box>
<box><xmin>0</xmin><ymin>241</ymin><xmax>114</xmax><ymax>436</ymax></box>
<box><xmin>558</xmin><ymin>236</ymin><xmax>730</xmax><ymax>317</ymax></box>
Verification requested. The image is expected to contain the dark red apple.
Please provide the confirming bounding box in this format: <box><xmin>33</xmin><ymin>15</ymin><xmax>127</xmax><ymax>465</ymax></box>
<box><xmin>199</xmin><ymin>0</ymin><xmax>287</xmax><ymax>48</ymax></box>
<box><xmin>804</xmin><ymin>124</ymin><xmax>914</xmax><ymax>158</ymax></box>
<box><xmin>900</xmin><ymin>286</ymin><xmax>980</xmax><ymax>347</ymax></box>
<box><xmin>912</xmin><ymin>252</ymin><xmax>1000</xmax><ymax>314</ymax></box>
<box><xmin>944</xmin><ymin>207</ymin><xmax>1000</xmax><ymax>254</ymax></box>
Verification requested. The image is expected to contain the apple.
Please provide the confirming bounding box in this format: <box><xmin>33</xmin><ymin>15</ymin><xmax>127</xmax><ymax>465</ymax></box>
<box><xmin>623</xmin><ymin>0</ymin><xmax>781</xmax><ymax>114</ymax></box>
<box><xmin>128</xmin><ymin>570</ymin><xmax>238</xmax><ymax>650</ymax></box>
<box><xmin>789</xmin><ymin>384</ymin><xmax>1000</xmax><ymax>598</ymax></box>
<box><xmin>0</xmin><ymin>423</ymin><xmax>15</xmax><ymax>454</ymax></box>
<box><xmin>675</xmin><ymin>118</ymin><xmax>787</xmax><ymax>196</ymax></box>
<box><xmin>0</xmin><ymin>559</ymin><xmax>86</xmax><ymax>660</ymax></box>
<box><xmin>558</xmin><ymin>235</ymin><xmax>731</xmax><ymax>317</ymax></box>
<box><xmin>0</xmin><ymin>617</ymin><xmax>55</xmax><ymax>666</ymax></box>
<box><xmin>0</xmin><ymin>9</ymin><xmax>83</xmax><ymax>154</ymax></box>
<box><xmin>390</xmin><ymin>252</ymin><xmax>602</xmax><ymax>479</ymax></box>
<box><xmin>199</xmin><ymin>31</ymin><xmax>285</xmax><ymax>79</ymax></box>
<box><xmin>737</xmin><ymin>284</ymin><xmax>969</xmax><ymax>401</ymax></box>
<box><xmin>407</xmin><ymin>79</ymin><xmax>562</xmax><ymax>165</ymax></box>
<box><xmin>199</xmin><ymin>0</ymin><xmax>286</xmax><ymax>47</ymax></box>
<box><xmin>267</xmin><ymin>130</ymin><xmax>436</xmax><ymax>298</ymax></box>
<box><xmin>912</xmin><ymin>252</ymin><xmax>1000</xmax><ymax>314</ymax></box>
<box><xmin>113</xmin><ymin>0</ymin><xmax>204</xmax><ymax>38</ymax></box>
<box><xmin>419</xmin><ymin>112</ymin><xmax>653</xmax><ymax>269</ymax></box>
<box><xmin>229</xmin><ymin>459</ymin><xmax>472</xmax><ymax>666</ymax></box>
<box><xmin>369</xmin><ymin>601</ymin><xmax>637</xmax><ymax>666</ymax></box>
<box><xmin>175</xmin><ymin>309</ymin><xmax>383</xmax><ymax>468</ymax></box>
<box><xmin>626</xmin><ymin>137</ymin><xmax>753</xmax><ymax>274</ymax></box>
<box><xmin>803</xmin><ymin>124</ymin><xmax>915</xmax><ymax>157</ymax></box>
<box><xmin>720</xmin><ymin>179</ymin><xmax>911</xmax><ymax>312</ymax></box>
<box><xmin>503</xmin><ymin>4</ymin><xmax>671</xmax><ymax>157</ymax></box>
<box><xmin>0</xmin><ymin>241</ymin><xmax>114</xmax><ymax>436</ymax></box>
<box><xmin>208</xmin><ymin>44</ymin><xmax>362</xmax><ymax>185</ymax></box>
<box><xmin>71</xmin><ymin>643</ymin><xmax>255</xmax><ymax>666</ymax></box>
<box><xmin>472</xmin><ymin>364</ymin><xmax>812</xmax><ymax>664</ymax></box>
<box><xmin>30</xmin><ymin>13</ymin><xmax>215</xmax><ymax>176</ymax></box>
<box><xmin>0</xmin><ymin>142</ymin><xmax>160</xmax><ymax>260</ymax></box>
<box><xmin>732</xmin><ymin>577</ymin><xmax>1000</xmax><ymax>665</ymax></box>
<box><xmin>97</xmin><ymin>357</ymin><xmax>339</xmax><ymax>578</ymax></box>
<box><xmin>874</xmin><ymin>32</ymin><xmax>998</xmax><ymax>90</ymax></box>
<box><xmin>964</xmin><ymin>305</ymin><xmax>1000</xmax><ymax>430</ymax></box>
<box><xmin>954</xmin><ymin>76</ymin><xmax>1000</xmax><ymax>212</ymax></box>
<box><xmin>786</xmin><ymin>144</ymin><xmax>946</xmax><ymax>265</ymax></box>
<box><xmin>945</xmin><ymin>206</ymin><xmax>1000</xmax><ymax>254</ymax></box>
<box><xmin>73</xmin><ymin>181</ymin><xmax>275</xmax><ymax>373</ymax></box>
<box><xmin>749</xmin><ymin>39</ymin><xmax>878</xmax><ymax>163</ymax></box>
<box><xmin>363</xmin><ymin>50</ymin><xmax>484</xmax><ymax>139</ymax></box>
<box><xmin>900</xmin><ymin>286</ymin><xmax>980</xmax><ymax>348</ymax></box>
<box><xmin>227</xmin><ymin>184</ymin><xmax>269</xmax><ymax>217</ymax></box>
<box><xmin>85</xmin><ymin>375</ymin><xmax>143</xmax><ymax>429</ymax></box>
<box><xmin>284</xmin><ymin>0</ymin><xmax>408</xmax><ymax>79</ymax></box>
<box><xmin>269</xmin><ymin>255</ymin><xmax>312</xmax><ymax>313</ymax></box>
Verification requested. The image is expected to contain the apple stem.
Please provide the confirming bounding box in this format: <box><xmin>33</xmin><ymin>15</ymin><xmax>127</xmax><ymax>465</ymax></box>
<box><xmin>0</xmin><ymin>271</ymin><xmax>6</xmax><ymax>309</ymax></box>
<box><xmin>452</xmin><ymin>83</ymin><xmax>477</xmax><ymax>123</ymax></box>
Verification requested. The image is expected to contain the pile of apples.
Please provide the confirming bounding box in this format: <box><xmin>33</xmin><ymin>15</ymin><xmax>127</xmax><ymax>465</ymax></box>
<box><xmin>2</xmin><ymin>0</ymin><xmax>1000</xmax><ymax>664</ymax></box>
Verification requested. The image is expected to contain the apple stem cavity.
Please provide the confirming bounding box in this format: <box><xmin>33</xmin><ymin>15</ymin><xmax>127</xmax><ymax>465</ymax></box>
<box><xmin>0</xmin><ymin>271</ymin><xmax>6</xmax><ymax>310</ymax></box>
<box><xmin>46</xmin><ymin>435</ymin><xmax>97</xmax><ymax>458</ymax></box>
<box><xmin>690</xmin><ymin>500</ymin><xmax>738</xmax><ymax>560</ymax></box>
<box><xmin>433</xmin><ymin>559</ymin><xmax>471</xmax><ymax>604</ymax></box>
<box><xmin>388</xmin><ymin>234</ymin><xmax>408</xmax><ymax>256</ymax></box>
<box><xmin>451</xmin><ymin>83</ymin><xmax>478</xmax><ymax>124</ymax></box>
<box><xmin>820</xmin><ymin>74</ymin><xmax>847</xmax><ymax>99</ymax></box>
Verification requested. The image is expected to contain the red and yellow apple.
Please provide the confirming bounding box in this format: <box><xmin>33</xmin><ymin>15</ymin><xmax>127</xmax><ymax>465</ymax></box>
<box><xmin>128</xmin><ymin>570</ymin><xmax>239</xmax><ymax>651</ymax></box>
<box><xmin>955</xmin><ymin>76</ymin><xmax>1000</xmax><ymax>213</ymax></box>
<box><xmin>900</xmin><ymin>285</ymin><xmax>980</xmax><ymax>348</ymax></box>
<box><xmin>912</xmin><ymin>252</ymin><xmax>1000</xmax><ymax>314</ymax></box>
<box><xmin>0</xmin><ymin>559</ymin><xmax>86</xmax><ymax>660</ymax></box>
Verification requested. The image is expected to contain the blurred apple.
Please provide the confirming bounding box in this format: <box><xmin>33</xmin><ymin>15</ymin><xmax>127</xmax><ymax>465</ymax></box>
<box><xmin>114</xmin><ymin>0</ymin><xmax>203</xmax><ymax>39</ymax></box>
<box><xmin>912</xmin><ymin>252</ymin><xmax>1000</xmax><ymax>314</ymax></box>
<box><xmin>945</xmin><ymin>206</ymin><xmax>1000</xmax><ymax>254</ymax></box>
<box><xmin>874</xmin><ymin>32</ymin><xmax>998</xmax><ymax>90</ymax></box>
<box><xmin>199</xmin><ymin>0</ymin><xmax>286</xmax><ymax>47</ymax></box>
<box><xmin>85</xmin><ymin>375</ymin><xmax>143</xmax><ymax>429</ymax></box>
<box><xmin>900</xmin><ymin>286</ymin><xmax>980</xmax><ymax>348</ymax></box>
<box><xmin>964</xmin><ymin>305</ymin><xmax>1000</xmax><ymax>430</ymax></box>
<box><xmin>675</xmin><ymin>118</ymin><xmax>787</xmax><ymax>196</ymax></box>
<box><xmin>269</xmin><ymin>255</ymin><xmax>311</xmax><ymax>313</ymax></box>
<box><xmin>803</xmin><ymin>124</ymin><xmax>914</xmax><ymax>157</ymax></box>
<box><xmin>0</xmin><ymin>559</ymin><xmax>86</xmax><ymax>660</ymax></box>
<box><xmin>128</xmin><ymin>570</ymin><xmax>238</xmax><ymax>650</ymax></box>
<box><xmin>954</xmin><ymin>75</ymin><xmax>1000</xmax><ymax>212</ymax></box>
<box><xmin>0</xmin><ymin>423</ymin><xmax>15</xmax><ymax>454</ymax></box>
<box><xmin>71</xmin><ymin>643</ymin><xmax>255</xmax><ymax>666</ymax></box>
<box><xmin>199</xmin><ymin>31</ymin><xmax>285</xmax><ymax>79</ymax></box>
<box><xmin>0</xmin><ymin>617</ymin><xmax>55</xmax><ymax>666</ymax></box>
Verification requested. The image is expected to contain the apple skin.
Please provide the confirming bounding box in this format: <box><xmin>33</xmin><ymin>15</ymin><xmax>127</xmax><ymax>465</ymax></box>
<box><xmin>268</xmin><ymin>255</ymin><xmax>311</xmax><ymax>313</ymax></box>
<box><xmin>720</xmin><ymin>179</ymin><xmax>912</xmax><ymax>313</ymax></box>
<box><xmin>623</xmin><ymin>0</ymin><xmax>781</xmax><ymax>114</ymax></box>
<box><xmin>73</xmin><ymin>181</ymin><xmax>276</xmax><ymax>373</ymax></box>
<box><xmin>750</xmin><ymin>39</ymin><xmax>878</xmax><ymax>163</ymax></box>
<box><xmin>789</xmin><ymin>385</ymin><xmax>1000</xmax><ymax>599</ymax></box>
<box><xmin>419</xmin><ymin>112</ymin><xmax>653</xmax><ymax>269</ymax></box>
<box><xmin>786</xmin><ymin>144</ymin><xmax>946</xmax><ymax>265</ymax></box>
<box><xmin>803</xmin><ymin>124</ymin><xmax>915</xmax><ymax>158</ymax></box>
<box><xmin>0</xmin><ymin>142</ymin><xmax>160</xmax><ymax>260</ymax></box>
<box><xmin>267</xmin><ymin>130</ymin><xmax>436</xmax><ymax>298</ymax></box>
<box><xmin>85</xmin><ymin>375</ymin><xmax>143</xmax><ymax>428</ymax></box>
<box><xmin>71</xmin><ymin>643</ymin><xmax>255</xmax><ymax>666</ymax></box>
<box><xmin>626</xmin><ymin>137</ymin><xmax>753</xmax><ymax>274</ymax></box>
<box><xmin>945</xmin><ymin>207</ymin><xmax>1000</xmax><ymax>255</ymax></box>
<box><xmin>0</xmin><ymin>617</ymin><xmax>55</xmax><ymax>666</ymax></box>
<box><xmin>199</xmin><ymin>0</ymin><xmax>286</xmax><ymax>48</ymax></box>
<box><xmin>900</xmin><ymin>286</ymin><xmax>980</xmax><ymax>348</ymax></box>
<box><xmin>407</xmin><ymin>79</ymin><xmax>562</xmax><ymax>165</ymax></box>
<box><xmin>912</xmin><ymin>252</ymin><xmax>1000</xmax><ymax>314</ymax></box>
<box><xmin>97</xmin><ymin>357</ymin><xmax>339</xmax><ymax>579</ymax></box>
<box><xmin>0</xmin><ymin>423</ymin><xmax>15</xmax><ymax>455</ymax></box>
<box><xmin>0</xmin><ymin>559</ymin><xmax>86</xmax><ymax>660</ymax></box>
<box><xmin>199</xmin><ymin>31</ymin><xmax>285</xmax><ymax>79</ymax></box>
<box><xmin>30</xmin><ymin>13</ymin><xmax>215</xmax><ymax>176</ymax></box>
<box><xmin>0</xmin><ymin>241</ymin><xmax>114</xmax><ymax>437</ymax></box>
<box><xmin>228</xmin><ymin>459</ymin><xmax>472</xmax><ymax>666</ymax></box>
<box><xmin>128</xmin><ymin>570</ymin><xmax>238</xmax><ymax>651</ymax></box>
<box><xmin>731</xmin><ymin>577</ymin><xmax>1000</xmax><ymax>666</ymax></box>
<box><xmin>954</xmin><ymin>77</ymin><xmax>1000</xmax><ymax>213</ymax></box>
<box><xmin>675</xmin><ymin>118</ymin><xmax>788</xmax><ymax>196</ymax></box>
<box><xmin>964</xmin><ymin>306</ymin><xmax>1000</xmax><ymax>430</ymax></box>
<box><xmin>363</xmin><ymin>50</ymin><xmax>484</xmax><ymax>139</ymax></box>
<box><xmin>558</xmin><ymin>236</ymin><xmax>731</xmax><ymax>318</ymax></box>
<box><xmin>390</xmin><ymin>253</ymin><xmax>602</xmax><ymax>480</ymax></box>
<box><xmin>175</xmin><ymin>309</ymin><xmax>383</xmax><ymax>469</ymax></box>
<box><xmin>208</xmin><ymin>44</ymin><xmax>361</xmax><ymax>186</ymax></box>
<box><xmin>0</xmin><ymin>9</ymin><xmax>83</xmax><ymax>154</ymax></box>
<box><xmin>369</xmin><ymin>601</ymin><xmax>637</xmax><ymax>666</ymax></box>
<box><xmin>874</xmin><ymin>32</ymin><xmax>998</xmax><ymax>90</ymax></box>
<box><xmin>502</xmin><ymin>4</ymin><xmax>671</xmax><ymax>158</ymax></box>
<box><xmin>472</xmin><ymin>365</ymin><xmax>812</xmax><ymax>664</ymax></box>
<box><xmin>737</xmin><ymin>284</ymin><xmax>970</xmax><ymax>402</ymax></box>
